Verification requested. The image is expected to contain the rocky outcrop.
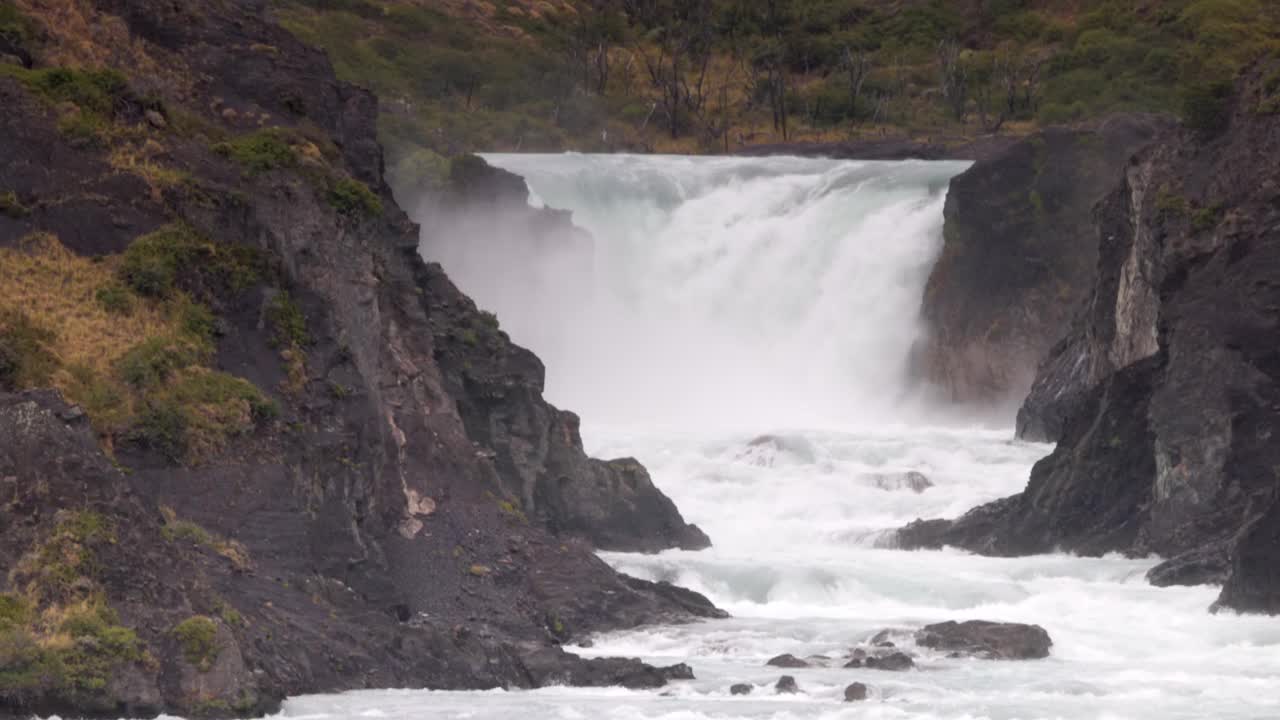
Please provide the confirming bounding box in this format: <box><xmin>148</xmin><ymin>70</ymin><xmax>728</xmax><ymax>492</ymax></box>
<box><xmin>916</xmin><ymin>115</ymin><xmax>1169</xmax><ymax>409</ymax></box>
<box><xmin>900</xmin><ymin>63</ymin><xmax>1280</xmax><ymax>613</ymax></box>
<box><xmin>843</xmin><ymin>682</ymin><xmax>869</xmax><ymax>702</ymax></box>
<box><xmin>915</xmin><ymin>621</ymin><xmax>1052</xmax><ymax>660</ymax></box>
<box><xmin>0</xmin><ymin>1</ymin><xmax>719</xmax><ymax>717</ymax></box>
<box><xmin>765</xmin><ymin>653</ymin><xmax>809</xmax><ymax>668</ymax></box>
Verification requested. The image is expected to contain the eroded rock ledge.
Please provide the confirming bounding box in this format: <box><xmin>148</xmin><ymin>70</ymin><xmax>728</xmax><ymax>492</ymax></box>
<box><xmin>900</xmin><ymin>63</ymin><xmax>1280</xmax><ymax>614</ymax></box>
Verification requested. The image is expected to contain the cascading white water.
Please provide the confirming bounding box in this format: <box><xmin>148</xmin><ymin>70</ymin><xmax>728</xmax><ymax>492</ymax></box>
<box><xmin>427</xmin><ymin>154</ymin><xmax>966</xmax><ymax>428</ymax></box>
<box><xmin>277</xmin><ymin>156</ymin><xmax>1280</xmax><ymax>720</ymax></box>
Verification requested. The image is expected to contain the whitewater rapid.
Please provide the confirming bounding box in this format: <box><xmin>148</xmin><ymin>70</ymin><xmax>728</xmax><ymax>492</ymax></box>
<box><xmin>282</xmin><ymin>155</ymin><xmax>1280</xmax><ymax>719</ymax></box>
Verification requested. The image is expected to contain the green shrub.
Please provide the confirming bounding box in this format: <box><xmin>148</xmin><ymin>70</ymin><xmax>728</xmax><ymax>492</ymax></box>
<box><xmin>94</xmin><ymin>284</ymin><xmax>134</xmax><ymax>316</ymax></box>
<box><xmin>119</xmin><ymin>224</ymin><xmax>263</xmax><ymax>297</ymax></box>
<box><xmin>212</xmin><ymin>129</ymin><xmax>297</xmax><ymax>174</ymax></box>
<box><xmin>0</xmin><ymin>309</ymin><xmax>58</xmax><ymax>390</ymax></box>
<box><xmin>21</xmin><ymin>511</ymin><xmax>116</xmax><ymax>601</ymax></box>
<box><xmin>161</xmin><ymin>519</ymin><xmax>214</xmax><ymax>546</ymax></box>
<box><xmin>326</xmin><ymin>177</ymin><xmax>383</xmax><ymax>218</ymax></box>
<box><xmin>0</xmin><ymin>191</ymin><xmax>30</xmax><ymax>219</ymax></box>
<box><xmin>172</xmin><ymin>616</ymin><xmax>220</xmax><ymax>671</ymax></box>
<box><xmin>1192</xmin><ymin>203</ymin><xmax>1224</xmax><ymax>231</ymax></box>
<box><xmin>119</xmin><ymin>225</ymin><xmax>193</xmax><ymax>297</ymax></box>
<box><xmin>167</xmin><ymin>370</ymin><xmax>276</xmax><ymax>422</ymax></box>
<box><xmin>132</xmin><ymin>400</ymin><xmax>187</xmax><ymax>460</ymax></box>
<box><xmin>0</xmin><ymin>594</ymin><xmax>29</xmax><ymax>632</ymax></box>
<box><xmin>266</xmin><ymin>292</ymin><xmax>309</xmax><ymax>348</ymax></box>
<box><xmin>117</xmin><ymin>336</ymin><xmax>203</xmax><ymax>389</ymax></box>
<box><xmin>177</xmin><ymin>300</ymin><xmax>216</xmax><ymax>343</ymax></box>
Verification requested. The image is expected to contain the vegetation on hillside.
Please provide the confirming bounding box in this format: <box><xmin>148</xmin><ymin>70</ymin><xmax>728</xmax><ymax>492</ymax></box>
<box><xmin>0</xmin><ymin>232</ymin><xmax>276</xmax><ymax>463</ymax></box>
<box><xmin>272</xmin><ymin>0</ymin><xmax>1280</xmax><ymax>189</ymax></box>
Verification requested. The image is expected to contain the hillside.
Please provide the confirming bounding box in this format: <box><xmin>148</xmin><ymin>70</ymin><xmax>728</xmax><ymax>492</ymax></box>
<box><xmin>0</xmin><ymin>1</ymin><xmax>718</xmax><ymax>716</ymax></box>
<box><xmin>270</xmin><ymin>0</ymin><xmax>1280</xmax><ymax>195</ymax></box>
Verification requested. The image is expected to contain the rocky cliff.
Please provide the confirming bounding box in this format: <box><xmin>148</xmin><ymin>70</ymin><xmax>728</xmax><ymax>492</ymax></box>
<box><xmin>900</xmin><ymin>63</ymin><xmax>1280</xmax><ymax>613</ymax></box>
<box><xmin>0</xmin><ymin>1</ymin><xmax>718</xmax><ymax>717</ymax></box>
<box><xmin>915</xmin><ymin>115</ymin><xmax>1168</xmax><ymax>410</ymax></box>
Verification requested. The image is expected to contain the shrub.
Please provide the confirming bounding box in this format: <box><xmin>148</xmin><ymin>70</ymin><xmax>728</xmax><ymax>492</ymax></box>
<box><xmin>17</xmin><ymin>511</ymin><xmax>116</xmax><ymax>602</ymax></box>
<box><xmin>119</xmin><ymin>226</ymin><xmax>192</xmax><ymax>297</ymax></box>
<box><xmin>171</xmin><ymin>616</ymin><xmax>220</xmax><ymax>672</ymax></box>
<box><xmin>117</xmin><ymin>336</ymin><xmax>203</xmax><ymax>389</ymax></box>
<box><xmin>212</xmin><ymin>129</ymin><xmax>297</xmax><ymax>174</ymax></box>
<box><xmin>0</xmin><ymin>309</ymin><xmax>58</xmax><ymax>389</ymax></box>
<box><xmin>94</xmin><ymin>284</ymin><xmax>134</xmax><ymax>316</ymax></box>
<box><xmin>326</xmin><ymin>177</ymin><xmax>383</xmax><ymax>218</ymax></box>
<box><xmin>266</xmin><ymin>292</ymin><xmax>309</xmax><ymax>348</ymax></box>
<box><xmin>176</xmin><ymin>300</ymin><xmax>216</xmax><ymax>343</ymax></box>
<box><xmin>119</xmin><ymin>224</ymin><xmax>263</xmax><ymax>298</ymax></box>
<box><xmin>132</xmin><ymin>400</ymin><xmax>187</xmax><ymax>460</ymax></box>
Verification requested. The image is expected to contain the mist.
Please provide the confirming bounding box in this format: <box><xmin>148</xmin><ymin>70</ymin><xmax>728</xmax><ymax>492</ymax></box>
<box><xmin>415</xmin><ymin>154</ymin><xmax>972</xmax><ymax>431</ymax></box>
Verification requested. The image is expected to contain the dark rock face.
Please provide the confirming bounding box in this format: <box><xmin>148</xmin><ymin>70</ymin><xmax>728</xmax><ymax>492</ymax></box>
<box><xmin>843</xmin><ymin>682</ymin><xmax>869</xmax><ymax>702</ymax></box>
<box><xmin>915</xmin><ymin>621</ymin><xmax>1052</xmax><ymax>660</ymax></box>
<box><xmin>917</xmin><ymin>115</ymin><xmax>1169</xmax><ymax>410</ymax></box>
<box><xmin>423</xmin><ymin>264</ymin><xmax>710</xmax><ymax>554</ymax></box>
<box><xmin>0</xmin><ymin>2</ymin><xmax>722</xmax><ymax>717</ymax></box>
<box><xmin>1217</xmin><ymin>496</ymin><xmax>1280</xmax><ymax>614</ymax></box>
<box><xmin>765</xmin><ymin>653</ymin><xmax>810</xmax><ymax>668</ymax></box>
<box><xmin>774</xmin><ymin>675</ymin><xmax>799</xmax><ymax>694</ymax></box>
<box><xmin>729</xmin><ymin>683</ymin><xmax>753</xmax><ymax>695</ymax></box>
<box><xmin>902</xmin><ymin>65</ymin><xmax>1280</xmax><ymax>613</ymax></box>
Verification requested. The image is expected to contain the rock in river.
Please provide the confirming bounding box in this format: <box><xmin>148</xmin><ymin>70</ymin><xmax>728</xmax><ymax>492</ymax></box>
<box><xmin>916</xmin><ymin>620</ymin><xmax>1052</xmax><ymax>660</ymax></box>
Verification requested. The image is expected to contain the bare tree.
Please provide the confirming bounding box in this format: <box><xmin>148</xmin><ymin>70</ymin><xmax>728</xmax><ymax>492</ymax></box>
<box><xmin>937</xmin><ymin>39</ymin><xmax>968</xmax><ymax>122</ymax></box>
<box><xmin>841</xmin><ymin>45</ymin><xmax>873</xmax><ymax>124</ymax></box>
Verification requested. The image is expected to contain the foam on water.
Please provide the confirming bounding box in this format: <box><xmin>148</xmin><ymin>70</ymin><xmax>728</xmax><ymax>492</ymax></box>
<box><xmin>206</xmin><ymin>155</ymin><xmax>1280</xmax><ymax>719</ymax></box>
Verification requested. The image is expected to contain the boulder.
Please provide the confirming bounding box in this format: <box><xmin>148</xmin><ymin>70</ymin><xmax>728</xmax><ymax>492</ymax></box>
<box><xmin>871</xmin><ymin>471</ymin><xmax>934</xmax><ymax>493</ymax></box>
<box><xmin>864</xmin><ymin>652</ymin><xmax>914</xmax><ymax>671</ymax></box>
<box><xmin>843</xmin><ymin>682</ymin><xmax>869</xmax><ymax>702</ymax></box>
<box><xmin>915</xmin><ymin>621</ymin><xmax>1052</xmax><ymax>660</ymax></box>
<box><xmin>765</xmin><ymin>653</ymin><xmax>809</xmax><ymax>668</ymax></box>
<box><xmin>729</xmin><ymin>683</ymin><xmax>753</xmax><ymax>696</ymax></box>
<box><xmin>774</xmin><ymin>675</ymin><xmax>799</xmax><ymax>694</ymax></box>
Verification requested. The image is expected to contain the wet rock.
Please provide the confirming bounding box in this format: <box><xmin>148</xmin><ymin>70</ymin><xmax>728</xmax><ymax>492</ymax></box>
<box><xmin>1147</xmin><ymin>542</ymin><xmax>1232</xmax><ymax>587</ymax></box>
<box><xmin>917</xmin><ymin>114</ymin><xmax>1170</xmax><ymax>408</ymax></box>
<box><xmin>774</xmin><ymin>675</ymin><xmax>799</xmax><ymax>694</ymax></box>
<box><xmin>916</xmin><ymin>620</ymin><xmax>1052</xmax><ymax>660</ymax></box>
<box><xmin>660</xmin><ymin>663</ymin><xmax>695</xmax><ymax>681</ymax></box>
<box><xmin>730</xmin><ymin>683</ymin><xmax>753</xmax><ymax>696</ymax></box>
<box><xmin>843</xmin><ymin>658</ymin><xmax>863</xmax><ymax>668</ymax></box>
<box><xmin>871</xmin><ymin>471</ymin><xmax>934</xmax><ymax>493</ymax></box>
<box><xmin>843</xmin><ymin>682</ymin><xmax>869</xmax><ymax>702</ymax></box>
<box><xmin>518</xmin><ymin>646</ymin><xmax>672</xmax><ymax>689</ymax></box>
<box><xmin>864</xmin><ymin>652</ymin><xmax>914</xmax><ymax>671</ymax></box>
<box><xmin>766</xmin><ymin>653</ymin><xmax>809</xmax><ymax>668</ymax></box>
<box><xmin>901</xmin><ymin>66</ymin><xmax>1280</xmax><ymax>615</ymax></box>
<box><xmin>739</xmin><ymin>434</ymin><xmax>819</xmax><ymax>467</ymax></box>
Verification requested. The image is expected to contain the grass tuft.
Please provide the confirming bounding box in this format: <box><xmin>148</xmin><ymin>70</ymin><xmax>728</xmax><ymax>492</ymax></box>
<box><xmin>326</xmin><ymin>177</ymin><xmax>383</xmax><ymax>218</ymax></box>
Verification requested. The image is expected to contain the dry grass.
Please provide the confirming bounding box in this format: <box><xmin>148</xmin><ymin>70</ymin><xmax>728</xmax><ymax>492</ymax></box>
<box><xmin>0</xmin><ymin>234</ymin><xmax>175</xmax><ymax>376</ymax></box>
<box><xmin>12</xmin><ymin>0</ymin><xmax>192</xmax><ymax>96</ymax></box>
<box><xmin>109</xmin><ymin>141</ymin><xmax>189</xmax><ymax>198</ymax></box>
